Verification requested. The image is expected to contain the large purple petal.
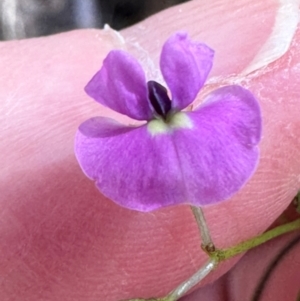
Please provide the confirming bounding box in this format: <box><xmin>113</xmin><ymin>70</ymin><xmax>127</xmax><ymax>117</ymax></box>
<box><xmin>175</xmin><ymin>85</ymin><xmax>262</xmax><ymax>206</ymax></box>
<box><xmin>160</xmin><ymin>32</ymin><xmax>214</xmax><ymax>111</ymax></box>
<box><xmin>78</xmin><ymin>116</ymin><xmax>136</xmax><ymax>138</ymax></box>
<box><xmin>85</xmin><ymin>50</ymin><xmax>153</xmax><ymax>121</ymax></box>
<box><xmin>75</xmin><ymin>121</ymin><xmax>187</xmax><ymax>212</ymax></box>
<box><xmin>75</xmin><ymin>85</ymin><xmax>261</xmax><ymax>211</ymax></box>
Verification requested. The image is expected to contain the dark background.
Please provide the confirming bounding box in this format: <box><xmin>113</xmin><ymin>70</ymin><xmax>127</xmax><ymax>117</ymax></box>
<box><xmin>0</xmin><ymin>0</ymin><xmax>190</xmax><ymax>40</ymax></box>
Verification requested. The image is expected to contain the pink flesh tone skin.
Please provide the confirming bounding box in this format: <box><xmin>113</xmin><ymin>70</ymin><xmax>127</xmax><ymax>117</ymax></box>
<box><xmin>1</xmin><ymin>0</ymin><xmax>300</xmax><ymax>301</ymax></box>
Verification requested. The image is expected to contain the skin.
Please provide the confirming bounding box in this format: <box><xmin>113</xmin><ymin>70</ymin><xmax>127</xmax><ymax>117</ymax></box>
<box><xmin>1</xmin><ymin>0</ymin><xmax>300</xmax><ymax>300</ymax></box>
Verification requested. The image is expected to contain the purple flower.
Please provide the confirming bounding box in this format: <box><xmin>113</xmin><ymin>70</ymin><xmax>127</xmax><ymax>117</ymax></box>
<box><xmin>75</xmin><ymin>32</ymin><xmax>262</xmax><ymax>212</ymax></box>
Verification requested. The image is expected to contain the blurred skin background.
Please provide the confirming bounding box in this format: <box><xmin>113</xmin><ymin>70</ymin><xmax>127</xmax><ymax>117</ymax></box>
<box><xmin>1</xmin><ymin>1</ymin><xmax>300</xmax><ymax>300</ymax></box>
<box><xmin>0</xmin><ymin>0</ymin><xmax>190</xmax><ymax>40</ymax></box>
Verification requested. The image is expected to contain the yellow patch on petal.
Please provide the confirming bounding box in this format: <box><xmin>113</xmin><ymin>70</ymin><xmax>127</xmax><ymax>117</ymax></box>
<box><xmin>147</xmin><ymin>112</ymin><xmax>193</xmax><ymax>136</ymax></box>
<box><xmin>170</xmin><ymin>112</ymin><xmax>193</xmax><ymax>129</ymax></box>
<box><xmin>147</xmin><ymin>119</ymin><xmax>169</xmax><ymax>135</ymax></box>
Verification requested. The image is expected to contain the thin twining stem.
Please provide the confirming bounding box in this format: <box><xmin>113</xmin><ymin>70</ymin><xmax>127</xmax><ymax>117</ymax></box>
<box><xmin>122</xmin><ymin>259</ymin><xmax>218</xmax><ymax>301</ymax></box>
<box><xmin>123</xmin><ymin>218</ymin><xmax>300</xmax><ymax>301</ymax></box>
<box><xmin>191</xmin><ymin>206</ymin><xmax>215</xmax><ymax>251</ymax></box>
<box><xmin>166</xmin><ymin>258</ymin><xmax>217</xmax><ymax>301</ymax></box>
<box><xmin>211</xmin><ymin>218</ymin><xmax>300</xmax><ymax>261</ymax></box>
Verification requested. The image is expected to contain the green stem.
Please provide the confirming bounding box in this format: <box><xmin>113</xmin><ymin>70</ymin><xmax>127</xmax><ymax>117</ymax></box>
<box><xmin>190</xmin><ymin>206</ymin><xmax>215</xmax><ymax>251</ymax></box>
<box><xmin>122</xmin><ymin>218</ymin><xmax>300</xmax><ymax>301</ymax></box>
<box><xmin>166</xmin><ymin>258</ymin><xmax>217</xmax><ymax>301</ymax></box>
<box><xmin>209</xmin><ymin>218</ymin><xmax>300</xmax><ymax>262</ymax></box>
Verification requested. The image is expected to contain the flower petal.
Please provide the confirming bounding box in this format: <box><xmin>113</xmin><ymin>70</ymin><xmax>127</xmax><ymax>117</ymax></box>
<box><xmin>175</xmin><ymin>85</ymin><xmax>262</xmax><ymax>206</ymax></box>
<box><xmin>78</xmin><ymin>116</ymin><xmax>136</xmax><ymax>138</ymax></box>
<box><xmin>75</xmin><ymin>85</ymin><xmax>261</xmax><ymax>211</ymax></box>
<box><xmin>75</xmin><ymin>122</ymin><xmax>187</xmax><ymax>212</ymax></box>
<box><xmin>160</xmin><ymin>32</ymin><xmax>214</xmax><ymax>111</ymax></box>
<box><xmin>85</xmin><ymin>50</ymin><xmax>153</xmax><ymax>121</ymax></box>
